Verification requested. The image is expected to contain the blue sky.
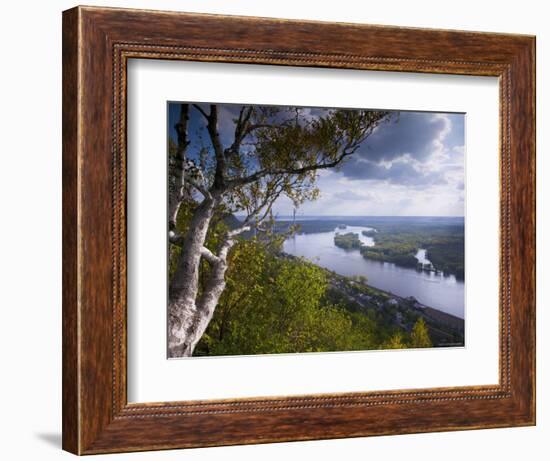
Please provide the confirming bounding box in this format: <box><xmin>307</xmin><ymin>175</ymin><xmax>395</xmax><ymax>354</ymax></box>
<box><xmin>168</xmin><ymin>103</ymin><xmax>465</xmax><ymax>217</ymax></box>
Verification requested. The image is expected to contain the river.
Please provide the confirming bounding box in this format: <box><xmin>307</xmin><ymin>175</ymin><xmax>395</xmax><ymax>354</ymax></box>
<box><xmin>282</xmin><ymin>225</ymin><xmax>465</xmax><ymax>319</ymax></box>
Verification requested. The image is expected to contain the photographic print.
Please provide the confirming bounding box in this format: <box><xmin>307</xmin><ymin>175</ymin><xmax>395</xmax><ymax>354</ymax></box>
<box><xmin>167</xmin><ymin>102</ymin><xmax>465</xmax><ymax>358</ymax></box>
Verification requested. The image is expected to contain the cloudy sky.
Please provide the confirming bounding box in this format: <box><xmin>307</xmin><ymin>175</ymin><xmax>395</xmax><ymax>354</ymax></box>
<box><xmin>169</xmin><ymin>103</ymin><xmax>465</xmax><ymax>217</ymax></box>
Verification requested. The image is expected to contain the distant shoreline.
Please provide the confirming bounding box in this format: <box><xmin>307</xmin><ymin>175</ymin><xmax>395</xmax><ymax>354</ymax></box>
<box><xmin>282</xmin><ymin>251</ymin><xmax>464</xmax><ymax>324</ymax></box>
<box><xmin>236</xmin><ymin>214</ymin><xmax>465</xmax><ymax>221</ymax></box>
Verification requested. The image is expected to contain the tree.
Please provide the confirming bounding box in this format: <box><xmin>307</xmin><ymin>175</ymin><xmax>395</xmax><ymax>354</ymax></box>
<box><xmin>410</xmin><ymin>318</ymin><xmax>432</xmax><ymax>348</ymax></box>
<box><xmin>382</xmin><ymin>331</ymin><xmax>408</xmax><ymax>350</ymax></box>
<box><xmin>168</xmin><ymin>103</ymin><xmax>389</xmax><ymax>357</ymax></box>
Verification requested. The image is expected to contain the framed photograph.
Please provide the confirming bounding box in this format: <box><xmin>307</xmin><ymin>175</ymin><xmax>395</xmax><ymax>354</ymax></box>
<box><xmin>62</xmin><ymin>6</ymin><xmax>535</xmax><ymax>455</ymax></box>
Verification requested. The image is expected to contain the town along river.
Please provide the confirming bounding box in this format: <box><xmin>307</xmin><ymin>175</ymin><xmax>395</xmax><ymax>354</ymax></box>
<box><xmin>282</xmin><ymin>224</ymin><xmax>465</xmax><ymax>319</ymax></box>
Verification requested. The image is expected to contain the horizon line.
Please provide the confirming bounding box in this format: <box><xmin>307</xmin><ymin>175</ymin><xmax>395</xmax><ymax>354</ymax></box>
<box><xmin>234</xmin><ymin>214</ymin><xmax>465</xmax><ymax>218</ymax></box>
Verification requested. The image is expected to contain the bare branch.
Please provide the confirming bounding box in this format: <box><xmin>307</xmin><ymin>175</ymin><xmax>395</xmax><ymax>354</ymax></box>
<box><xmin>169</xmin><ymin>104</ymin><xmax>190</xmax><ymax>230</ymax></box>
<box><xmin>226</xmin><ymin>107</ymin><xmax>297</xmax><ymax>159</ymax></box>
<box><xmin>255</xmin><ymin>189</ymin><xmax>282</xmax><ymax>225</ymax></box>
<box><xmin>236</xmin><ymin>107</ymin><xmax>253</xmax><ymax>138</ymax></box>
<box><xmin>203</xmin><ymin>105</ymin><xmax>227</xmax><ymax>190</ymax></box>
<box><xmin>174</xmin><ymin>105</ymin><xmax>190</xmax><ymax>157</ymax></box>
<box><xmin>185</xmin><ymin>173</ymin><xmax>212</xmax><ymax>199</ymax></box>
<box><xmin>192</xmin><ymin>103</ymin><xmax>209</xmax><ymax>120</ymax></box>
<box><xmin>226</xmin><ymin>151</ymin><xmax>352</xmax><ymax>189</ymax></box>
<box><xmin>227</xmin><ymin>225</ymin><xmax>251</xmax><ymax>238</ymax></box>
<box><xmin>200</xmin><ymin>246</ymin><xmax>221</xmax><ymax>265</ymax></box>
<box><xmin>226</xmin><ymin>107</ymin><xmax>254</xmax><ymax>155</ymax></box>
<box><xmin>241</xmin><ymin>123</ymin><xmax>282</xmax><ymax>138</ymax></box>
<box><xmin>215</xmin><ymin>226</ymin><xmax>250</xmax><ymax>263</ymax></box>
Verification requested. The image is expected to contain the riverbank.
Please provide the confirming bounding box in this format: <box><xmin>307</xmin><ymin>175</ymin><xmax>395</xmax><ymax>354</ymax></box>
<box><xmin>327</xmin><ymin>270</ymin><xmax>464</xmax><ymax>347</ymax></box>
<box><xmin>282</xmin><ymin>252</ymin><xmax>464</xmax><ymax>347</ymax></box>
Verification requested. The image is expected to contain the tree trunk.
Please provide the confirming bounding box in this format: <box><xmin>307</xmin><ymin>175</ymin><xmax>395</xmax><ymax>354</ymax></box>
<box><xmin>173</xmin><ymin>254</ymin><xmax>232</xmax><ymax>357</ymax></box>
<box><xmin>169</xmin><ymin>104</ymin><xmax>189</xmax><ymax>231</ymax></box>
<box><xmin>168</xmin><ymin>197</ymin><xmax>218</xmax><ymax>357</ymax></box>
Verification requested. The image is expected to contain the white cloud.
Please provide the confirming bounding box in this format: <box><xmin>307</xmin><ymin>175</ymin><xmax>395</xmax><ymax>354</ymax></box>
<box><xmin>272</xmin><ymin>111</ymin><xmax>465</xmax><ymax>217</ymax></box>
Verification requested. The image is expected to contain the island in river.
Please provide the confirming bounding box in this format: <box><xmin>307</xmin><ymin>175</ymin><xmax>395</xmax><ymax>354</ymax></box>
<box><xmin>278</xmin><ymin>216</ymin><xmax>464</xmax><ymax>279</ymax></box>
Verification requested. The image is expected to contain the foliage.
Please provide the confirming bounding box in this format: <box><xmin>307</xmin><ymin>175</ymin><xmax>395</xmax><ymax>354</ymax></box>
<box><xmin>410</xmin><ymin>318</ymin><xmax>432</xmax><ymax>348</ymax></box>
<box><xmin>193</xmin><ymin>242</ymin><xmax>381</xmax><ymax>356</ymax></box>
<box><xmin>359</xmin><ymin>220</ymin><xmax>464</xmax><ymax>278</ymax></box>
<box><xmin>186</xmin><ymin>236</ymin><xmax>440</xmax><ymax>356</ymax></box>
<box><xmin>425</xmin><ymin>241</ymin><xmax>464</xmax><ymax>280</ymax></box>
<box><xmin>379</xmin><ymin>319</ymin><xmax>432</xmax><ymax>350</ymax></box>
<box><xmin>361</xmin><ymin>246</ymin><xmax>419</xmax><ymax>268</ymax></box>
<box><xmin>382</xmin><ymin>331</ymin><xmax>408</xmax><ymax>350</ymax></box>
<box><xmin>334</xmin><ymin>232</ymin><xmax>363</xmax><ymax>250</ymax></box>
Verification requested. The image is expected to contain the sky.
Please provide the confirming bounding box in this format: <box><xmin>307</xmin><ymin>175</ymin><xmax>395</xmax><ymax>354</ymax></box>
<box><xmin>168</xmin><ymin>103</ymin><xmax>465</xmax><ymax>217</ymax></box>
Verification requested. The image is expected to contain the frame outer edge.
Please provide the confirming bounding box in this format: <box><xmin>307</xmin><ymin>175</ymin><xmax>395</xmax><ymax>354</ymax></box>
<box><xmin>531</xmin><ymin>36</ymin><xmax>537</xmax><ymax>425</ymax></box>
<box><xmin>522</xmin><ymin>36</ymin><xmax>536</xmax><ymax>426</ymax></box>
<box><xmin>62</xmin><ymin>6</ymin><xmax>81</xmax><ymax>455</ymax></box>
<box><xmin>497</xmin><ymin>37</ymin><xmax>535</xmax><ymax>425</ymax></box>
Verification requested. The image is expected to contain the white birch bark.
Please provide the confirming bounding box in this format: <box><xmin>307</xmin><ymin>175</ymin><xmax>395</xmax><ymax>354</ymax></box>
<box><xmin>168</xmin><ymin>203</ymin><xmax>250</xmax><ymax>357</ymax></box>
<box><xmin>168</xmin><ymin>197</ymin><xmax>217</xmax><ymax>357</ymax></box>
